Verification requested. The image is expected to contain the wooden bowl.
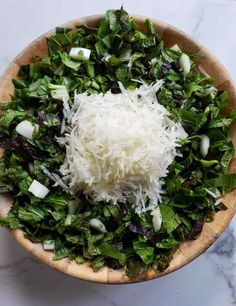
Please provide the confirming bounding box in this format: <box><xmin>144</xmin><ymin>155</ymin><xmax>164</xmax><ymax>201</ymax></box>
<box><xmin>0</xmin><ymin>15</ymin><xmax>236</xmax><ymax>284</ymax></box>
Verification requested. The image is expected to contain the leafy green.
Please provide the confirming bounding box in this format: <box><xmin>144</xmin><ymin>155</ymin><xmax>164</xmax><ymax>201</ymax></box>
<box><xmin>60</xmin><ymin>53</ymin><xmax>81</xmax><ymax>71</ymax></box>
<box><xmin>0</xmin><ymin>213</ymin><xmax>20</xmax><ymax>229</ymax></box>
<box><xmin>18</xmin><ymin>206</ymin><xmax>46</xmax><ymax>222</ymax></box>
<box><xmin>206</xmin><ymin>174</ymin><xmax>236</xmax><ymax>190</ymax></box>
<box><xmin>159</xmin><ymin>205</ymin><xmax>182</xmax><ymax>234</ymax></box>
<box><xmin>156</xmin><ymin>237</ymin><xmax>179</xmax><ymax>249</ymax></box>
<box><xmin>92</xmin><ymin>257</ymin><xmax>105</xmax><ymax>271</ymax></box>
<box><xmin>98</xmin><ymin>243</ymin><xmax>126</xmax><ymax>264</ymax></box>
<box><xmin>133</xmin><ymin>240</ymin><xmax>154</xmax><ymax>264</ymax></box>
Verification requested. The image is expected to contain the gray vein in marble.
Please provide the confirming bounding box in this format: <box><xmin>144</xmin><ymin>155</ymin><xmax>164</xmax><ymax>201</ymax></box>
<box><xmin>0</xmin><ymin>256</ymin><xmax>34</xmax><ymax>271</ymax></box>
<box><xmin>91</xmin><ymin>288</ymin><xmax>117</xmax><ymax>306</ymax></box>
<box><xmin>207</xmin><ymin>228</ymin><xmax>235</xmax><ymax>257</ymax></box>
<box><xmin>0</xmin><ymin>256</ymin><xmax>41</xmax><ymax>281</ymax></box>
<box><xmin>207</xmin><ymin>254</ymin><xmax>236</xmax><ymax>305</ymax></box>
<box><xmin>0</xmin><ymin>256</ymin><xmax>39</xmax><ymax>285</ymax></box>
<box><xmin>207</xmin><ymin>228</ymin><xmax>236</xmax><ymax>304</ymax></box>
<box><xmin>193</xmin><ymin>0</ymin><xmax>236</xmax><ymax>39</ymax></box>
<box><xmin>192</xmin><ymin>1</ymin><xmax>206</xmax><ymax>39</ymax></box>
<box><xmin>0</xmin><ymin>253</ymin><xmax>118</xmax><ymax>306</ymax></box>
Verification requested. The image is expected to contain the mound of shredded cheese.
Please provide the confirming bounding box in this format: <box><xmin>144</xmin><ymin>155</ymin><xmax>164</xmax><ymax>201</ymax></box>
<box><xmin>59</xmin><ymin>81</ymin><xmax>187</xmax><ymax>213</ymax></box>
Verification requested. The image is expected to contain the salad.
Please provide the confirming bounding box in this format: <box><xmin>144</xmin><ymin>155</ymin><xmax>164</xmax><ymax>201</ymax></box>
<box><xmin>0</xmin><ymin>8</ymin><xmax>236</xmax><ymax>277</ymax></box>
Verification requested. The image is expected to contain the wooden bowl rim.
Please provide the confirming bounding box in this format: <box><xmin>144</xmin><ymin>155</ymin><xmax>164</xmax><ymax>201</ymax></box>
<box><xmin>0</xmin><ymin>14</ymin><xmax>236</xmax><ymax>284</ymax></box>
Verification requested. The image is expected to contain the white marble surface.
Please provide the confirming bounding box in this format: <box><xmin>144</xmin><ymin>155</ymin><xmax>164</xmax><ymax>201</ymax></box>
<box><xmin>0</xmin><ymin>0</ymin><xmax>236</xmax><ymax>305</ymax></box>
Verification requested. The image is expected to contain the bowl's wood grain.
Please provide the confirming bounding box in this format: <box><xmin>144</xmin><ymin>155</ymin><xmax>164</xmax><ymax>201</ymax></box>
<box><xmin>0</xmin><ymin>15</ymin><xmax>236</xmax><ymax>284</ymax></box>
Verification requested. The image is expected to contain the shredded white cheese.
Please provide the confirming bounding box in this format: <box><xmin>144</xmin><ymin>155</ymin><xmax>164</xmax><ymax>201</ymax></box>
<box><xmin>59</xmin><ymin>81</ymin><xmax>187</xmax><ymax>213</ymax></box>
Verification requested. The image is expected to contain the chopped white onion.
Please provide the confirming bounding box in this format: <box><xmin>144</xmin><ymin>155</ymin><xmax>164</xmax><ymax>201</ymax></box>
<box><xmin>51</xmin><ymin>173</ymin><xmax>70</xmax><ymax>192</ymax></box>
<box><xmin>40</xmin><ymin>165</ymin><xmax>57</xmax><ymax>182</ymax></box>
<box><xmin>150</xmin><ymin>206</ymin><xmax>162</xmax><ymax>232</ymax></box>
<box><xmin>200</xmin><ymin>135</ymin><xmax>210</xmax><ymax>158</ymax></box>
<box><xmin>150</xmin><ymin>58</ymin><xmax>158</xmax><ymax>65</ymax></box>
<box><xmin>205</xmin><ymin>188</ymin><xmax>217</xmax><ymax>199</ymax></box>
<box><xmin>103</xmin><ymin>54</ymin><xmax>112</xmax><ymax>61</ymax></box>
<box><xmin>64</xmin><ymin>200</ymin><xmax>80</xmax><ymax>226</ymax></box>
<box><xmin>89</xmin><ymin>218</ymin><xmax>107</xmax><ymax>233</ymax></box>
<box><xmin>179</xmin><ymin>53</ymin><xmax>191</xmax><ymax>76</ymax></box>
<box><xmin>214</xmin><ymin>198</ymin><xmax>223</xmax><ymax>206</ymax></box>
<box><xmin>40</xmin><ymin>165</ymin><xmax>69</xmax><ymax>193</ymax></box>
<box><xmin>15</xmin><ymin>120</ymin><xmax>38</xmax><ymax>139</ymax></box>
<box><xmin>43</xmin><ymin>240</ymin><xmax>55</xmax><ymax>251</ymax></box>
<box><xmin>49</xmin><ymin>84</ymin><xmax>69</xmax><ymax>101</ymax></box>
<box><xmin>65</xmin><ymin>214</ymin><xmax>72</xmax><ymax>226</ymax></box>
<box><xmin>69</xmin><ymin>47</ymin><xmax>91</xmax><ymax>61</ymax></box>
<box><xmin>170</xmin><ymin>44</ymin><xmax>181</xmax><ymax>51</ymax></box>
<box><xmin>28</xmin><ymin>180</ymin><xmax>50</xmax><ymax>199</ymax></box>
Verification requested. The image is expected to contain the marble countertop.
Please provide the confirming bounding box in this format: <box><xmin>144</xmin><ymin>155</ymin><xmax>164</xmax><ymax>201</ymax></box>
<box><xmin>0</xmin><ymin>0</ymin><xmax>236</xmax><ymax>305</ymax></box>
